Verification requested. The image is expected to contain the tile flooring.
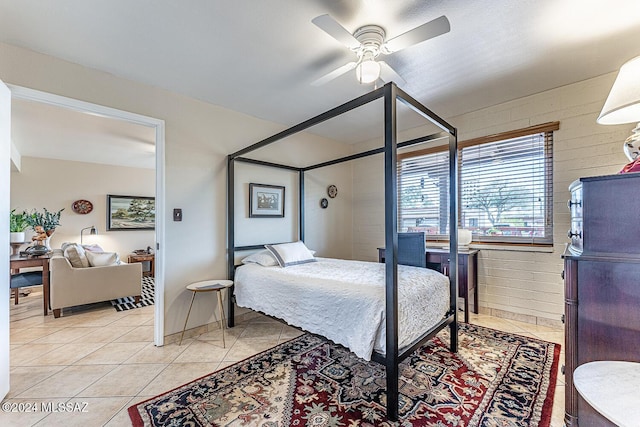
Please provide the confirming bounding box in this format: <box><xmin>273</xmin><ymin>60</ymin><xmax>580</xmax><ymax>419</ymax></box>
<box><xmin>2</xmin><ymin>288</ymin><xmax>565</xmax><ymax>426</ymax></box>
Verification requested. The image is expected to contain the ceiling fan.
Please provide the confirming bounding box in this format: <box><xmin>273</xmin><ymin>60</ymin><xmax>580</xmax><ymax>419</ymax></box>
<box><xmin>311</xmin><ymin>14</ymin><xmax>450</xmax><ymax>86</ymax></box>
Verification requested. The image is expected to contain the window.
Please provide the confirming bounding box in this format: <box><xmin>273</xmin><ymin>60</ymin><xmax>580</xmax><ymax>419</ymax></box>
<box><xmin>398</xmin><ymin>122</ymin><xmax>558</xmax><ymax>245</ymax></box>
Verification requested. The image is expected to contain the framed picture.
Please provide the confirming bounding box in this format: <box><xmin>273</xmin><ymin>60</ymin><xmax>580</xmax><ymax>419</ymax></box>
<box><xmin>107</xmin><ymin>195</ymin><xmax>155</xmax><ymax>230</ymax></box>
<box><xmin>249</xmin><ymin>183</ymin><xmax>285</xmax><ymax>218</ymax></box>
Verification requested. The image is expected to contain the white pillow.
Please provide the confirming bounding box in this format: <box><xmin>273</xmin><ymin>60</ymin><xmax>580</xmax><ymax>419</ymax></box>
<box><xmin>241</xmin><ymin>250</ymin><xmax>279</xmax><ymax>267</ymax></box>
<box><xmin>86</xmin><ymin>251</ymin><xmax>120</xmax><ymax>267</ymax></box>
<box><xmin>82</xmin><ymin>244</ymin><xmax>104</xmax><ymax>253</ymax></box>
<box><xmin>62</xmin><ymin>243</ymin><xmax>89</xmax><ymax>268</ymax></box>
<box><xmin>265</xmin><ymin>241</ymin><xmax>316</xmax><ymax>267</ymax></box>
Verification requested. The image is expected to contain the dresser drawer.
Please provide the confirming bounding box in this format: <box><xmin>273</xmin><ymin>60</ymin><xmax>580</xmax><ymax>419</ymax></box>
<box><xmin>426</xmin><ymin>252</ymin><xmax>467</xmax><ymax>266</ymax></box>
<box><xmin>568</xmin><ymin>185</ymin><xmax>583</xmax><ymax>219</ymax></box>
<box><xmin>568</xmin><ymin>220</ymin><xmax>583</xmax><ymax>255</ymax></box>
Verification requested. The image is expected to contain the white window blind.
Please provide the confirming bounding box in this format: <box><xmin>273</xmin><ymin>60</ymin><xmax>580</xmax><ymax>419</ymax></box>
<box><xmin>398</xmin><ymin>150</ymin><xmax>450</xmax><ymax>236</ymax></box>
<box><xmin>460</xmin><ymin>132</ymin><xmax>553</xmax><ymax>244</ymax></box>
<box><xmin>398</xmin><ymin>123</ymin><xmax>555</xmax><ymax>245</ymax></box>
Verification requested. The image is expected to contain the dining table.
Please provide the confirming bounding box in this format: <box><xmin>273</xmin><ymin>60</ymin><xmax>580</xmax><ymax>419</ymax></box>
<box><xmin>10</xmin><ymin>253</ymin><xmax>52</xmax><ymax>316</ymax></box>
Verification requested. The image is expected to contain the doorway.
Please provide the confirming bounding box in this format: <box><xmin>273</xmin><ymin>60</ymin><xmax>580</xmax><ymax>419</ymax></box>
<box><xmin>8</xmin><ymin>85</ymin><xmax>165</xmax><ymax>346</ymax></box>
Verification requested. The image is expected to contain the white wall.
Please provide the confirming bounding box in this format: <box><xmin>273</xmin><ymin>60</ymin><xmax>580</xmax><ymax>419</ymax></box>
<box><xmin>10</xmin><ymin>157</ymin><xmax>155</xmax><ymax>258</ymax></box>
<box><xmin>0</xmin><ymin>42</ymin><xmax>352</xmax><ymax>335</ymax></box>
<box><xmin>232</xmin><ymin>148</ymin><xmax>353</xmax><ymax>259</ymax></box>
<box><xmin>352</xmin><ymin>73</ymin><xmax>634</xmax><ymax>326</ymax></box>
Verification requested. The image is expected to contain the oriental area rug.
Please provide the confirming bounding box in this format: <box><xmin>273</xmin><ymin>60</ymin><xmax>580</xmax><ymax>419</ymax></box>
<box><xmin>129</xmin><ymin>323</ymin><xmax>559</xmax><ymax>427</ymax></box>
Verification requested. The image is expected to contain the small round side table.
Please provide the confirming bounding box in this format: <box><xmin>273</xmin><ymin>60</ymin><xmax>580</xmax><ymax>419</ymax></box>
<box><xmin>179</xmin><ymin>279</ymin><xmax>233</xmax><ymax>346</ymax></box>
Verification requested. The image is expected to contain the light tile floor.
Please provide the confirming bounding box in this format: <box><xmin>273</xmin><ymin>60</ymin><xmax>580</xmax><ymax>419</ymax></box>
<box><xmin>2</xmin><ymin>288</ymin><xmax>565</xmax><ymax>426</ymax></box>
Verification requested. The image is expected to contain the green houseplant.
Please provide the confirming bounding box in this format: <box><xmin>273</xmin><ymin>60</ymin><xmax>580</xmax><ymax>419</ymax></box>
<box><xmin>24</xmin><ymin>208</ymin><xmax>64</xmax><ymax>248</ymax></box>
<box><xmin>9</xmin><ymin>209</ymin><xmax>29</xmax><ymax>243</ymax></box>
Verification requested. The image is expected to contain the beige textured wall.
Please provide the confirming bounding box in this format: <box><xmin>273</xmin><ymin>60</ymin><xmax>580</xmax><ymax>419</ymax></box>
<box><xmin>352</xmin><ymin>73</ymin><xmax>634</xmax><ymax>326</ymax></box>
<box><xmin>0</xmin><ymin>42</ymin><xmax>352</xmax><ymax>335</ymax></box>
<box><xmin>10</xmin><ymin>157</ymin><xmax>155</xmax><ymax>259</ymax></box>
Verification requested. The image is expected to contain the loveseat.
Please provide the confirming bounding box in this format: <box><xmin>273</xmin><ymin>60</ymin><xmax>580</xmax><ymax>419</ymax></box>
<box><xmin>50</xmin><ymin>246</ymin><xmax>142</xmax><ymax>318</ymax></box>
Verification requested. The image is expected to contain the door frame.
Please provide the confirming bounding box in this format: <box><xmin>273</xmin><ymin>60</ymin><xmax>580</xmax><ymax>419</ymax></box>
<box><xmin>9</xmin><ymin>84</ymin><xmax>166</xmax><ymax>346</ymax></box>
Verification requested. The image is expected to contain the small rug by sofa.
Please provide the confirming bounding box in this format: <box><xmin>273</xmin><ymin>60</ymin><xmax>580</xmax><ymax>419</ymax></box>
<box><xmin>110</xmin><ymin>276</ymin><xmax>155</xmax><ymax>312</ymax></box>
<box><xmin>129</xmin><ymin>323</ymin><xmax>559</xmax><ymax>426</ymax></box>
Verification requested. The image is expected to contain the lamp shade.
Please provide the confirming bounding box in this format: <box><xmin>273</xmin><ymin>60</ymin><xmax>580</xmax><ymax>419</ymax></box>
<box><xmin>597</xmin><ymin>55</ymin><xmax>640</xmax><ymax>125</ymax></box>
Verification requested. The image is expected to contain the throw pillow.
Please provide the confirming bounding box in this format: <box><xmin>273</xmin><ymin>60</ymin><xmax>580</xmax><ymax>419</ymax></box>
<box><xmin>265</xmin><ymin>241</ymin><xmax>316</xmax><ymax>267</ymax></box>
<box><xmin>241</xmin><ymin>250</ymin><xmax>279</xmax><ymax>267</ymax></box>
<box><xmin>82</xmin><ymin>244</ymin><xmax>104</xmax><ymax>253</ymax></box>
<box><xmin>62</xmin><ymin>243</ymin><xmax>90</xmax><ymax>268</ymax></box>
<box><xmin>86</xmin><ymin>251</ymin><xmax>120</xmax><ymax>267</ymax></box>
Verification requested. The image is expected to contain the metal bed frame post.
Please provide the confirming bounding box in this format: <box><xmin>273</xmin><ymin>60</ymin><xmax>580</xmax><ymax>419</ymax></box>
<box><xmin>299</xmin><ymin>171</ymin><xmax>305</xmax><ymax>242</ymax></box>
<box><xmin>227</xmin><ymin>155</ymin><xmax>236</xmax><ymax>327</ymax></box>
<box><xmin>383</xmin><ymin>83</ymin><xmax>400</xmax><ymax>421</ymax></box>
<box><xmin>448</xmin><ymin>132</ymin><xmax>459</xmax><ymax>352</ymax></box>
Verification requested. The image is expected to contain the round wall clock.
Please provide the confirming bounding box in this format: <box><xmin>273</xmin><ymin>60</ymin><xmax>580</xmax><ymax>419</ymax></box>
<box><xmin>320</xmin><ymin>198</ymin><xmax>329</xmax><ymax>209</ymax></box>
<box><xmin>327</xmin><ymin>185</ymin><xmax>338</xmax><ymax>198</ymax></box>
<box><xmin>72</xmin><ymin>199</ymin><xmax>93</xmax><ymax>214</ymax></box>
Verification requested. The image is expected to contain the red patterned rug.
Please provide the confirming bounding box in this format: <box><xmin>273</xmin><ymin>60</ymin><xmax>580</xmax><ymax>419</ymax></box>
<box><xmin>129</xmin><ymin>323</ymin><xmax>560</xmax><ymax>426</ymax></box>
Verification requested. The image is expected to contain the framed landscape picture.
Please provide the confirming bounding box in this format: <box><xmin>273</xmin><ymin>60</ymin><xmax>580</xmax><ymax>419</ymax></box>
<box><xmin>107</xmin><ymin>195</ymin><xmax>155</xmax><ymax>230</ymax></box>
<box><xmin>249</xmin><ymin>183</ymin><xmax>285</xmax><ymax>218</ymax></box>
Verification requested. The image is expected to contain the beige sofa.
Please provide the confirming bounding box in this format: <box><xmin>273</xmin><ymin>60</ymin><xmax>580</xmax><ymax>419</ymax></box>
<box><xmin>50</xmin><ymin>251</ymin><xmax>142</xmax><ymax>318</ymax></box>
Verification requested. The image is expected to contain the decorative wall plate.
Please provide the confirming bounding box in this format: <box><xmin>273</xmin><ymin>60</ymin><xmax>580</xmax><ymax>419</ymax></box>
<box><xmin>72</xmin><ymin>199</ymin><xmax>93</xmax><ymax>214</ymax></box>
<box><xmin>327</xmin><ymin>185</ymin><xmax>338</xmax><ymax>198</ymax></box>
<box><xmin>320</xmin><ymin>198</ymin><xmax>329</xmax><ymax>209</ymax></box>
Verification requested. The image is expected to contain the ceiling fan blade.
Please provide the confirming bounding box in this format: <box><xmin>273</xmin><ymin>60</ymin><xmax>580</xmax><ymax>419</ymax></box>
<box><xmin>379</xmin><ymin>61</ymin><xmax>406</xmax><ymax>86</ymax></box>
<box><xmin>384</xmin><ymin>15</ymin><xmax>450</xmax><ymax>53</ymax></box>
<box><xmin>311</xmin><ymin>62</ymin><xmax>357</xmax><ymax>86</ymax></box>
<box><xmin>312</xmin><ymin>14</ymin><xmax>361</xmax><ymax>50</ymax></box>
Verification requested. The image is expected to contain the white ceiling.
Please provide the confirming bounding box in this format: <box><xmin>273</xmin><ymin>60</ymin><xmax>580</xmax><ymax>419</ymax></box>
<box><xmin>2</xmin><ymin>0</ymin><xmax>640</xmax><ymax>165</ymax></box>
<box><xmin>11</xmin><ymin>98</ymin><xmax>156</xmax><ymax>169</ymax></box>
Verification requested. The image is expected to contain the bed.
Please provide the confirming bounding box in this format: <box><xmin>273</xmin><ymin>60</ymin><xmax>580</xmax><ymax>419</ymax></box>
<box><xmin>227</xmin><ymin>82</ymin><xmax>459</xmax><ymax>420</ymax></box>
<box><xmin>235</xmin><ymin>257</ymin><xmax>450</xmax><ymax>361</ymax></box>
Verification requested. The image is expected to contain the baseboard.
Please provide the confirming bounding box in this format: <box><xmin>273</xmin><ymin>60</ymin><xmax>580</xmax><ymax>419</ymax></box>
<box><xmin>479</xmin><ymin>306</ymin><xmax>563</xmax><ymax>330</ymax></box>
<box><xmin>163</xmin><ymin>311</ymin><xmax>253</xmax><ymax>345</ymax></box>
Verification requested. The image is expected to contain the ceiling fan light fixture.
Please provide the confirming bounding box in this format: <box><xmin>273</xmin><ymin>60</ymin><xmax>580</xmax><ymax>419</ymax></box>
<box><xmin>356</xmin><ymin>58</ymin><xmax>380</xmax><ymax>84</ymax></box>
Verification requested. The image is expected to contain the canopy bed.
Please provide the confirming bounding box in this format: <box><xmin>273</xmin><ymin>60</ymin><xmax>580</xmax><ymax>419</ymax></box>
<box><xmin>226</xmin><ymin>82</ymin><xmax>459</xmax><ymax>421</ymax></box>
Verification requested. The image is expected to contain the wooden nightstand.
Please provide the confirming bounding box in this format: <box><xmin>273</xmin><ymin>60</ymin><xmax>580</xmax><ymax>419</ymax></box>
<box><xmin>128</xmin><ymin>253</ymin><xmax>155</xmax><ymax>277</ymax></box>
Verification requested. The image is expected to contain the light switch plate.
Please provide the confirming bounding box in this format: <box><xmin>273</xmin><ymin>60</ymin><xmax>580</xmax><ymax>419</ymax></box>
<box><xmin>173</xmin><ymin>208</ymin><xmax>182</xmax><ymax>221</ymax></box>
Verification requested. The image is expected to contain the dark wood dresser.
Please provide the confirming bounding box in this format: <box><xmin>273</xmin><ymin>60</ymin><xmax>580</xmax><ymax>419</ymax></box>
<box><xmin>563</xmin><ymin>173</ymin><xmax>640</xmax><ymax>427</ymax></box>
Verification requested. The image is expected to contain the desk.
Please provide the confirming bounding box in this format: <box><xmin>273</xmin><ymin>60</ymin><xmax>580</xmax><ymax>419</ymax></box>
<box><xmin>573</xmin><ymin>361</ymin><xmax>640</xmax><ymax>427</ymax></box>
<box><xmin>10</xmin><ymin>254</ymin><xmax>51</xmax><ymax>316</ymax></box>
<box><xmin>378</xmin><ymin>247</ymin><xmax>478</xmax><ymax>323</ymax></box>
<box><xmin>128</xmin><ymin>253</ymin><xmax>154</xmax><ymax>277</ymax></box>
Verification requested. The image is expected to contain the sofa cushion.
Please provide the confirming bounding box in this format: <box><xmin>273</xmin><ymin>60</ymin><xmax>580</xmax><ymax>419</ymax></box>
<box><xmin>86</xmin><ymin>251</ymin><xmax>120</xmax><ymax>267</ymax></box>
<box><xmin>62</xmin><ymin>243</ymin><xmax>89</xmax><ymax>268</ymax></box>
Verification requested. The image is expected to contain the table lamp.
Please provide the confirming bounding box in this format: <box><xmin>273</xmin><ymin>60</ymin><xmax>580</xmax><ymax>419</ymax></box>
<box><xmin>80</xmin><ymin>226</ymin><xmax>98</xmax><ymax>244</ymax></box>
<box><xmin>597</xmin><ymin>55</ymin><xmax>640</xmax><ymax>172</ymax></box>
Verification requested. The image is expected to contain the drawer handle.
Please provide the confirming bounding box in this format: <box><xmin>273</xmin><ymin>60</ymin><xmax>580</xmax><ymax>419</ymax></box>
<box><xmin>567</xmin><ymin>199</ymin><xmax>582</xmax><ymax>209</ymax></box>
<box><xmin>567</xmin><ymin>230</ymin><xmax>582</xmax><ymax>239</ymax></box>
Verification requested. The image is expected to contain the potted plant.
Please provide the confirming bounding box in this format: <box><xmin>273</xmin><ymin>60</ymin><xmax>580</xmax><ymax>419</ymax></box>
<box><xmin>9</xmin><ymin>209</ymin><xmax>29</xmax><ymax>243</ymax></box>
<box><xmin>25</xmin><ymin>208</ymin><xmax>64</xmax><ymax>248</ymax></box>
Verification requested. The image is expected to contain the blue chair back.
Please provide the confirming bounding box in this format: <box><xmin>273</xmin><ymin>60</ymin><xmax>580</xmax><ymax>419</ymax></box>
<box><xmin>397</xmin><ymin>232</ymin><xmax>426</xmax><ymax>268</ymax></box>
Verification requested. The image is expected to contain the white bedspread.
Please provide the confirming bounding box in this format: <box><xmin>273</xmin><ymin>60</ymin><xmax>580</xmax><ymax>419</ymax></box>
<box><xmin>234</xmin><ymin>257</ymin><xmax>450</xmax><ymax>361</ymax></box>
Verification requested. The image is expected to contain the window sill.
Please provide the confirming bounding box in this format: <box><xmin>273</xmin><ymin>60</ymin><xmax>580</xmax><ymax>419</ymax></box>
<box><xmin>426</xmin><ymin>243</ymin><xmax>555</xmax><ymax>253</ymax></box>
<box><xmin>469</xmin><ymin>243</ymin><xmax>554</xmax><ymax>253</ymax></box>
